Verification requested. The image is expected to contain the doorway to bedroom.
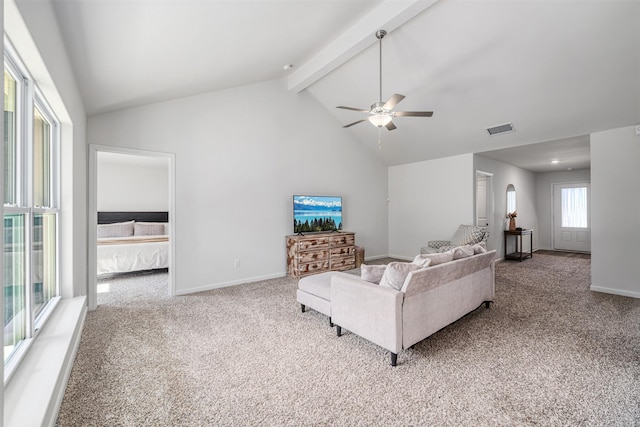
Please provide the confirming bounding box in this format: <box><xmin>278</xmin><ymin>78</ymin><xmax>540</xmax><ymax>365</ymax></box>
<box><xmin>89</xmin><ymin>146</ymin><xmax>175</xmax><ymax>310</ymax></box>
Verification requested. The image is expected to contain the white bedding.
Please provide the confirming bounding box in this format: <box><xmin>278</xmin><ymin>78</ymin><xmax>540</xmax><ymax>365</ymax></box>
<box><xmin>97</xmin><ymin>235</ymin><xmax>169</xmax><ymax>275</ymax></box>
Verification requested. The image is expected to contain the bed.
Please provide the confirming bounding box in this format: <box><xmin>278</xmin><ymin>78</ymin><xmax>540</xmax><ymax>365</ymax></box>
<box><xmin>97</xmin><ymin>211</ymin><xmax>169</xmax><ymax>276</ymax></box>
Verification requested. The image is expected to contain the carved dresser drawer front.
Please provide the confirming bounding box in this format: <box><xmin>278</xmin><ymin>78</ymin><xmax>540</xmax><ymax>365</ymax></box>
<box><xmin>330</xmin><ymin>246</ymin><xmax>355</xmax><ymax>257</ymax></box>
<box><xmin>298</xmin><ymin>260</ymin><xmax>329</xmax><ymax>276</ymax></box>
<box><xmin>297</xmin><ymin>237</ymin><xmax>329</xmax><ymax>251</ymax></box>
<box><xmin>329</xmin><ymin>234</ymin><xmax>355</xmax><ymax>247</ymax></box>
<box><xmin>298</xmin><ymin>250</ymin><xmax>329</xmax><ymax>263</ymax></box>
<box><xmin>330</xmin><ymin>256</ymin><xmax>355</xmax><ymax>270</ymax></box>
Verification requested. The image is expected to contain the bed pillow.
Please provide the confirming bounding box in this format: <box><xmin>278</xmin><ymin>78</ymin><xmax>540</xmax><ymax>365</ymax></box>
<box><xmin>360</xmin><ymin>264</ymin><xmax>387</xmax><ymax>284</ymax></box>
<box><xmin>134</xmin><ymin>222</ymin><xmax>166</xmax><ymax>236</ymax></box>
<box><xmin>379</xmin><ymin>262</ymin><xmax>422</xmax><ymax>291</ymax></box>
<box><xmin>97</xmin><ymin>221</ymin><xmax>134</xmax><ymax>238</ymax></box>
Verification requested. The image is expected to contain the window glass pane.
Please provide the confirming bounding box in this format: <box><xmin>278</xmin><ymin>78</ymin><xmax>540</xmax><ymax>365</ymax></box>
<box><xmin>4</xmin><ymin>214</ymin><xmax>26</xmax><ymax>363</ymax></box>
<box><xmin>33</xmin><ymin>213</ymin><xmax>57</xmax><ymax>317</ymax></box>
<box><xmin>4</xmin><ymin>69</ymin><xmax>17</xmax><ymax>205</ymax></box>
<box><xmin>561</xmin><ymin>187</ymin><xmax>588</xmax><ymax>228</ymax></box>
<box><xmin>33</xmin><ymin>106</ymin><xmax>51</xmax><ymax>208</ymax></box>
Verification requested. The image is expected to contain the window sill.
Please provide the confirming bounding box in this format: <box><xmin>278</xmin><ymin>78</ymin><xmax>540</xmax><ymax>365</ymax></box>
<box><xmin>4</xmin><ymin>296</ymin><xmax>86</xmax><ymax>427</ymax></box>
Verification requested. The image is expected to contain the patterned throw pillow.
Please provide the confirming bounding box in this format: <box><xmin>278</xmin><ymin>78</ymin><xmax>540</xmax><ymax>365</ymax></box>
<box><xmin>379</xmin><ymin>262</ymin><xmax>422</xmax><ymax>291</ymax></box>
<box><xmin>360</xmin><ymin>264</ymin><xmax>387</xmax><ymax>284</ymax></box>
<box><xmin>450</xmin><ymin>225</ymin><xmax>486</xmax><ymax>247</ymax></box>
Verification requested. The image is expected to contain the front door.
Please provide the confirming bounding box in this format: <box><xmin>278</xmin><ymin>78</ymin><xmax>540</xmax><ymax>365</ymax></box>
<box><xmin>553</xmin><ymin>182</ymin><xmax>591</xmax><ymax>252</ymax></box>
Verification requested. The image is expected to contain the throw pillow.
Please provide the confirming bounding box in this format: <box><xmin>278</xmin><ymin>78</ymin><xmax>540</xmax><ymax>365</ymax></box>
<box><xmin>379</xmin><ymin>262</ymin><xmax>422</xmax><ymax>291</ymax></box>
<box><xmin>472</xmin><ymin>242</ymin><xmax>487</xmax><ymax>254</ymax></box>
<box><xmin>360</xmin><ymin>264</ymin><xmax>387</xmax><ymax>284</ymax></box>
<box><xmin>414</xmin><ymin>251</ymin><xmax>454</xmax><ymax>266</ymax></box>
<box><xmin>452</xmin><ymin>245</ymin><xmax>474</xmax><ymax>260</ymax></box>
<box><xmin>412</xmin><ymin>255</ymin><xmax>432</xmax><ymax>268</ymax></box>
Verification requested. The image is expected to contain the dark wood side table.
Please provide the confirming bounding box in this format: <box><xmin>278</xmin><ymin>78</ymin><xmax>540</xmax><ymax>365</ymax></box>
<box><xmin>504</xmin><ymin>229</ymin><xmax>533</xmax><ymax>261</ymax></box>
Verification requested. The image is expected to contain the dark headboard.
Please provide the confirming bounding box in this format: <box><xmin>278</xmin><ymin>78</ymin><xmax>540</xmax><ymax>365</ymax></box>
<box><xmin>98</xmin><ymin>211</ymin><xmax>169</xmax><ymax>224</ymax></box>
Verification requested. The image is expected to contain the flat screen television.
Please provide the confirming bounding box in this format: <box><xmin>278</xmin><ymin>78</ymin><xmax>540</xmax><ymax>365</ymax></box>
<box><xmin>293</xmin><ymin>195</ymin><xmax>342</xmax><ymax>234</ymax></box>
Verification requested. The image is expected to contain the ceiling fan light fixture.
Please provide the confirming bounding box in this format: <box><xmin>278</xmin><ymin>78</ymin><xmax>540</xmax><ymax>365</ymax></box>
<box><xmin>368</xmin><ymin>113</ymin><xmax>392</xmax><ymax>127</ymax></box>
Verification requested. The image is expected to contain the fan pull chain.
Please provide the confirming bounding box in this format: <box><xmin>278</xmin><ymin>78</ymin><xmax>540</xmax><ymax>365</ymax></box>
<box><xmin>378</xmin><ymin>127</ymin><xmax>382</xmax><ymax>150</ymax></box>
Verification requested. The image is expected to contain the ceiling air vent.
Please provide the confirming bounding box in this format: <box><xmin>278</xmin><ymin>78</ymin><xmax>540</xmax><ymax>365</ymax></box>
<box><xmin>487</xmin><ymin>122</ymin><xmax>515</xmax><ymax>136</ymax></box>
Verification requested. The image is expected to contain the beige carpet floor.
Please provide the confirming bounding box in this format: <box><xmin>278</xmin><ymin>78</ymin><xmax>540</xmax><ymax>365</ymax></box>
<box><xmin>57</xmin><ymin>254</ymin><xmax>640</xmax><ymax>426</ymax></box>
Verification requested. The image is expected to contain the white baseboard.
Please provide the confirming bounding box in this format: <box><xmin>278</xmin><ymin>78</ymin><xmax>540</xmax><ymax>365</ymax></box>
<box><xmin>590</xmin><ymin>285</ymin><xmax>640</xmax><ymax>299</ymax></box>
<box><xmin>175</xmin><ymin>272</ymin><xmax>287</xmax><ymax>295</ymax></box>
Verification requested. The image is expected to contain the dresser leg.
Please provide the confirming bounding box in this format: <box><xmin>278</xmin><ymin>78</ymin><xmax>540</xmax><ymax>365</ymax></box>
<box><xmin>391</xmin><ymin>353</ymin><xmax>398</xmax><ymax>366</ymax></box>
<box><xmin>301</xmin><ymin>304</ymin><xmax>305</xmax><ymax>313</ymax></box>
<box><xmin>336</xmin><ymin>326</ymin><xmax>342</xmax><ymax>337</ymax></box>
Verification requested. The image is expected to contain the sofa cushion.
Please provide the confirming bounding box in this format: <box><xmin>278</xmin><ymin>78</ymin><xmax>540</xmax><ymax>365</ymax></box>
<box><xmin>452</xmin><ymin>245</ymin><xmax>475</xmax><ymax>260</ymax></box>
<box><xmin>414</xmin><ymin>251</ymin><xmax>454</xmax><ymax>266</ymax></box>
<box><xmin>360</xmin><ymin>264</ymin><xmax>387</xmax><ymax>284</ymax></box>
<box><xmin>379</xmin><ymin>262</ymin><xmax>422</xmax><ymax>291</ymax></box>
<box><xmin>450</xmin><ymin>225</ymin><xmax>487</xmax><ymax>247</ymax></box>
<box><xmin>298</xmin><ymin>271</ymin><xmax>337</xmax><ymax>301</ymax></box>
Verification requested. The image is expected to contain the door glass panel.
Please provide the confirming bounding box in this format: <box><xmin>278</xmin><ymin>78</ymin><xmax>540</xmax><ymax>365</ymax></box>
<box><xmin>561</xmin><ymin>187</ymin><xmax>588</xmax><ymax>228</ymax></box>
<box><xmin>4</xmin><ymin>214</ymin><xmax>26</xmax><ymax>363</ymax></box>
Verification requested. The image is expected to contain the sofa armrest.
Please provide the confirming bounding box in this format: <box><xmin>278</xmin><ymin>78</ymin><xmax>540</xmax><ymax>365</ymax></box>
<box><xmin>331</xmin><ymin>274</ymin><xmax>404</xmax><ymax>354</ymax></box>
<box><xmin>427</xmin><ymin>240</ymin><xmax>451</xmax><ymax>249</ymax></box>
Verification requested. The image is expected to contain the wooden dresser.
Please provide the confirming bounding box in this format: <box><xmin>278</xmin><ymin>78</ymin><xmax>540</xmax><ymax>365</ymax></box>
<box><xmin>286</xmin><ymin>232</ymin><xmax>356</xmax><ymax>278</ymax></box>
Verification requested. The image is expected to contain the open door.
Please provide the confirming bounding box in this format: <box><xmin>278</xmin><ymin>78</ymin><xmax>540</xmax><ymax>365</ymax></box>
<box><xmin>476</xmin><ymin>171</ymin><xmax>494</xmax><ymax>246</ymax></box>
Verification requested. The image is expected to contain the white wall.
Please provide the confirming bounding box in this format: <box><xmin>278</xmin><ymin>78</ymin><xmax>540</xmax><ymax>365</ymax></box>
<box><xmin>535</xmin><ymin>168</ymin><xmax>591</xmax><ymax>250</ymax></box>
<box><xmin>388</xmin><ymin>154</ymin><xmax>474</xmax><ymax>259</ymax></box>
<box><xmin>88</xmin><ymin>79</ymin><xmax>388</xmax><ymax>294</ymax></box>
<box><xmin>97</xmin><ymin>153</ymin><xmax>169</xmax><ymax>211</ymax></box>
<box><xmin>474</xmin><ymin>155</ymin><xmax>538</xmax><ymax>258</ymax></box>
<box><xmin>590</xmin><ymin>126</ymin><xmax>640</xmax><ymax>298</ymax></box>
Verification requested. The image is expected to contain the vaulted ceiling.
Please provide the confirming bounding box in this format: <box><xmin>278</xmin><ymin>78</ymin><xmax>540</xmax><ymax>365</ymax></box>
<box><xmin>51</xmin><ymin>0</ymin><xmax>640</xmax><ymax>167</ymax></box>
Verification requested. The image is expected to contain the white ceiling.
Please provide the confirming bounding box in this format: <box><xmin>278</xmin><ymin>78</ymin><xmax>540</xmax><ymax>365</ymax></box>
<box><xmin>51</xmin><ymin>0</ymin><xmax>640</xmax><ymax>168</ymax></box>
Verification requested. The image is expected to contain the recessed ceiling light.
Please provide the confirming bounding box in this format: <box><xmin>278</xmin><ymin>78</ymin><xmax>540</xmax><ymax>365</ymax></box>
<box><xmin>282</xmin><ymin>64</ymin><xmax>294</xmax><ymax>71</ymax></box>
<box><xmin>551</xmin><ymin>160</ymin><xmax>559</xmax><ymax>164</ymax></box>
<box><xmin>567</xmin><ymin>167</ymin><xmax>573</xmax><ymax>170</ymax></box>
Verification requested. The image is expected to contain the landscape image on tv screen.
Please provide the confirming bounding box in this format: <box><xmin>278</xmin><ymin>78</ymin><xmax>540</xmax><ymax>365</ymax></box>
<box><xmin>293</xmin><ymin>195</ymin><xmax>342</xmax><ymax>233</ymax></box>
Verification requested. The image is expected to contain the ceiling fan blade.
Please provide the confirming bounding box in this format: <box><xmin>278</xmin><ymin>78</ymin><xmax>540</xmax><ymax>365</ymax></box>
<box><xmin>337</xmin><ymin>106</ymin><xmax>369</xmax><ymax>113</ymax></box>
<box><xmin>385</xmin><ymin>120</ymin><xmax>397</xmax><ymax>131</ymax></box>
<box><xmin>383</xmin><ymin>94</ymin><xmax>405</xmax><ymax>110</ymax></box>
<box><xmin>394</xmin><ymin>111</ymin><xmax>434</xmax><ymax>117</ymax></box>
<box><xmin>343</xmin><ymin>119</ymin><xmax>367</xmax><ymax>128</ymax></box>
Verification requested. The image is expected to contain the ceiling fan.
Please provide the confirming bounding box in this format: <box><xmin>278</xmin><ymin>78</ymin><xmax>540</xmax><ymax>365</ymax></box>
<box><xmin>337</xmin><ymin>29</ymin><xmax>433</xmax><ymax>131</ymax></box>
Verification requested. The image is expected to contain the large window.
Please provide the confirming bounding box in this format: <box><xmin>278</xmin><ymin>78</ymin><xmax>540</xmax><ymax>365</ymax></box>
<box><xmin>4</xmin><ymin>43</ymin><xmax>60</xmax><ymax>373</ymax></box>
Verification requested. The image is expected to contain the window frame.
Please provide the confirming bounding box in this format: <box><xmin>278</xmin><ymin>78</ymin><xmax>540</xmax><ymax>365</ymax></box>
<box><xmin>3</xmin><ymin>38</ymin><xmax>61</xmax><ymax>384</ymax></box>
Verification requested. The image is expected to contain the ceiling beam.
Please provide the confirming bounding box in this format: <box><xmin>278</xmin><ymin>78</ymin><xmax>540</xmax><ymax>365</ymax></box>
<box><xmin>287</xmin><ymin>0</ymin><xmax>439</xmax><ymax>93</ymax></box>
